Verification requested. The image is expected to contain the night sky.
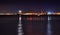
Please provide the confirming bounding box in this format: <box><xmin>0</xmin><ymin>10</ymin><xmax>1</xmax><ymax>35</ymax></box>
<box><xmin>0</xmin><ymin>0</ymin><xmax>60</xmax><ymax>12</ymax></box>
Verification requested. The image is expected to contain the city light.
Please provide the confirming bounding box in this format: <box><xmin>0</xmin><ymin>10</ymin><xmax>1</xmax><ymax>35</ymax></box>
<box><xmin>47</xmin><ymin>12</ymin><xmax>52</xmax><ymax>15</ymax></box>
<box><xmin>19</xmin><ymin>10</ymin><xmax>22</xmax><ymax>13</ymax></box>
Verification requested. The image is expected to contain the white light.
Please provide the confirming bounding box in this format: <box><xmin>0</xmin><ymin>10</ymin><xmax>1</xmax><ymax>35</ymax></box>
<box><xmin>48</xmin><ymin>16</ymin><xmax>51</xmax><ymax>20</ymax></box>
<box><xmin>48</xmin><ymin>12</ymin><xmax>52</xmax><ymax>14</ymax></box>
<box><xmin>18</xmin><ymin>29</ymin><xmax>22</xmax><ymax>32</ymax></box>
<box><xmin>18</xmin><ymin>27</ymin><xmax>22</xmax><ymax>29</ymax></box>
<box><xmin>18</xmin><ymin>24</ymin><xmax>22</xmax><ymax>26</ymax></box>
<box><xmin>47</xmin><ymin>16</ymin><xmax>52</xmax><ymax>35</ymax></box>
<box><xmin>19</xmin><ymin>10</ymin><xmax>22</xmax><ymax>12</ymax></box>
<box><xmin>19</xmin><ymin>17</ymin><xmax>21</xmax><ymax>20</ymax></box>
<box><xmin>18</xmin><ymin>33</ymin><xmax>23</xmax><ymax>35</ymax></box>
<box><xmin>47</xmin><ymin>11</ymin><xmax>54</xmax><ymax>15</ymax></box>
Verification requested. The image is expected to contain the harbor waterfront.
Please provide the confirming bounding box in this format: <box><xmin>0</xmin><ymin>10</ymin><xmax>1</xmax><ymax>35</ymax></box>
<box><xmin>0</xmin><ymin>12</ymin><xmax>60</xmax><ymax>35</ymax></box>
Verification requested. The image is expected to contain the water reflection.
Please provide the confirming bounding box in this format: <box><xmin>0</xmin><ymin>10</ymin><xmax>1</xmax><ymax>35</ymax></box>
<box><xmin>47</xmin><ymin>16</ymin><xmax>52</xmax><ymax>35</ymax></box>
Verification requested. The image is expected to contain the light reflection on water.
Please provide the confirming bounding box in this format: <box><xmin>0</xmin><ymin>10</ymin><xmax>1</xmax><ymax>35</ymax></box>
<box><xmin>47</xmin><ymin>16</ymin><xmax>52</xmax><ymax>35</ymax></box>
<box><xmin>18</xmin><ymin>17</ymin><xmax>23</xmax><ymax>35</ymax></box>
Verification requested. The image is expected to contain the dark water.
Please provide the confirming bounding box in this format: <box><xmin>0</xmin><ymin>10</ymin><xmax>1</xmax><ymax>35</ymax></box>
<box><xmin>50</xmin><ymin>15</ymin><xmax>60</xmax><ymax>35</ymax></box>
<box><xmin>0</xmin><ymin>15</ymin><xmax>60</xmax><ymax>35</ymax></box>
<box><xmin>22</xmin><ymin>15</ymin><xmax>60</xmax><ymax>35</ymax></box>
<box><xmin>22</xmin><ymin>15</ymin><xmax>48</xmax><ymax>35</ymax></box>
<box><xmin>0</xmin><ymin>15</ymin><xmax>18</xmax><ymax>35</ymax></box>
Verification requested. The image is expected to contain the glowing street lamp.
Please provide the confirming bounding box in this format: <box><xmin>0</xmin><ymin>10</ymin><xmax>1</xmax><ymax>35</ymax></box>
<box><xmin>18</xmin><ymin>10</ymin><xmax>22</xmax><ymax>15</ymax></box>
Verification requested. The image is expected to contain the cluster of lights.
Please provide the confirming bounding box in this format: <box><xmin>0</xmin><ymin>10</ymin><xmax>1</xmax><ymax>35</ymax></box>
<box><xmin>0</xmin><ymin>10</ymin><xmax>60</xmax><ymax>15</ymax></box>
<box><xmin>0</xmin><ymin>13</ymin><xmax>17</xmax><ymax>15</ymax></box>
<box><xmin>18</xmin><ymin>10</ymin><xmax>60</xmax><ymax>15</ymax></box>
